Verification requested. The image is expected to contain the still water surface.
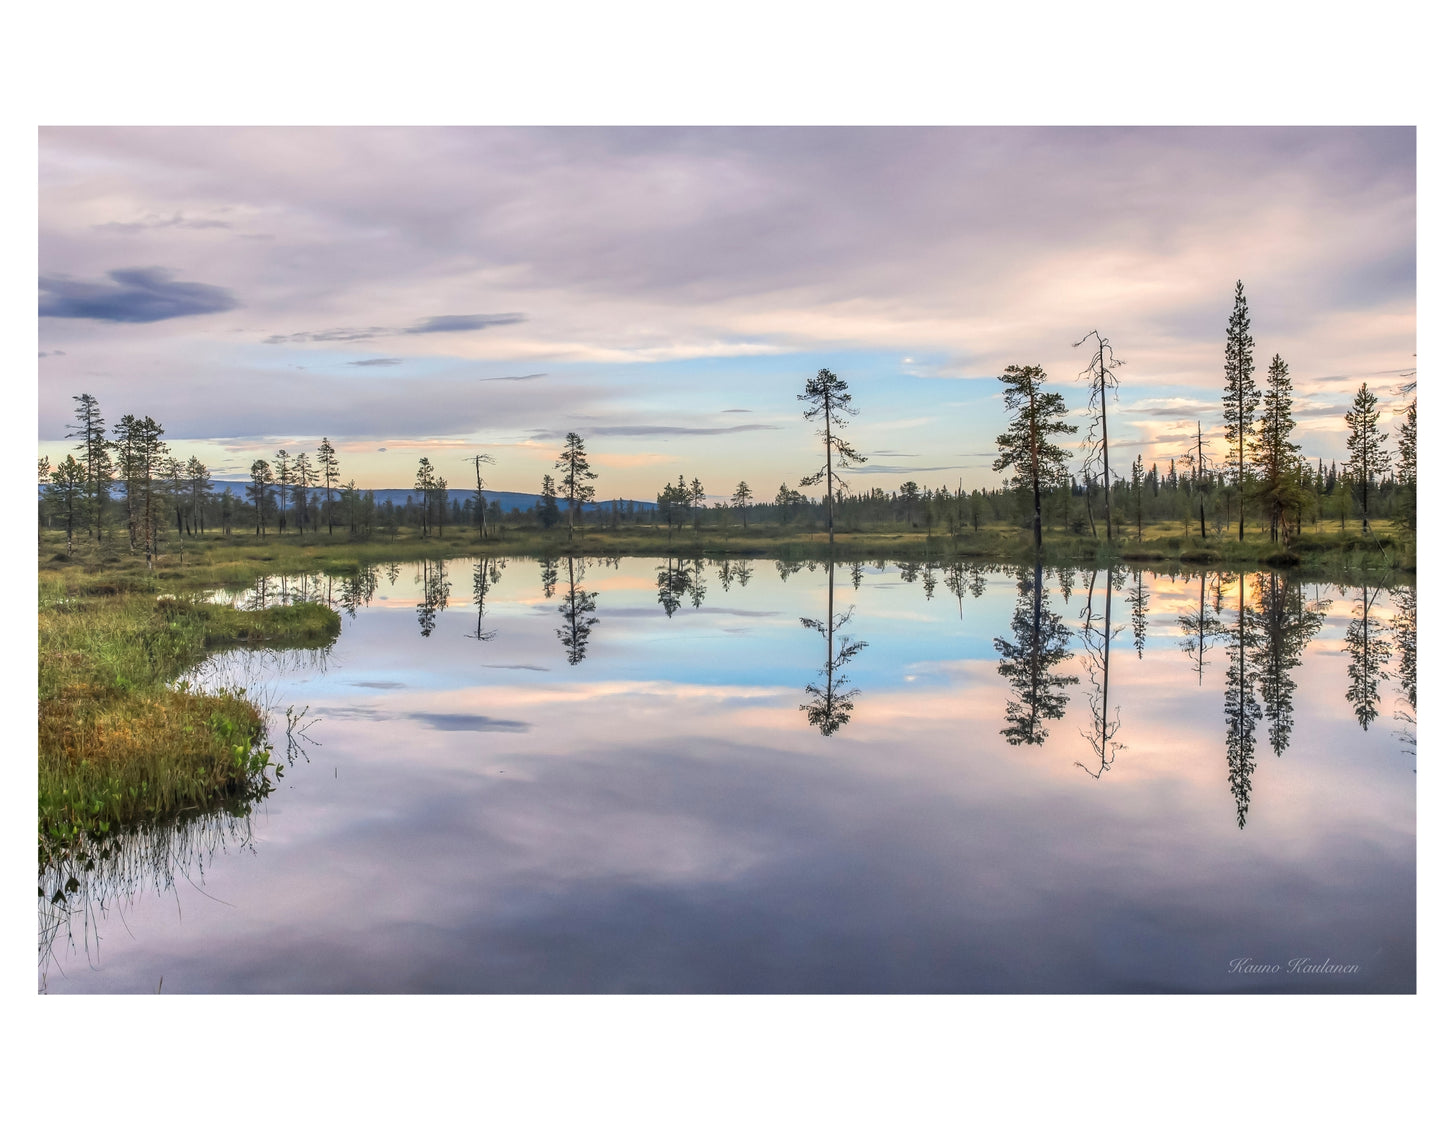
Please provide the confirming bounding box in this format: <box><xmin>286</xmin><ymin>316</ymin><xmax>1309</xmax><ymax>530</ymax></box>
<box><xmin>40</xmin><ymin>556</ymin><xmax>1416</xmax><ymax>992</ymax></box>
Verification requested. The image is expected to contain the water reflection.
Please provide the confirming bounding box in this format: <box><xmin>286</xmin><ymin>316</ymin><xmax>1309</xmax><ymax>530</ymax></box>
<box><xmin>40</xmin><ymin>808</ymin><xmax>261</xmax><ymax>990</ymax></box>
<box><xmin>717</xmin><ymin>559</ymin><xmax>754</xmax><ymax>592</ymax></box>
<box><xmin>1178</xmin><ymin>572</ymin><xmax>1225</xmax><ymax>684</ymax></box>
<box><xmin>1391</xmin><ymin>586</ymin><xmax>1416</xmax><ymax>750</ymax></box>
<box><xmin>994</xmin><ymin>560</ymin><xmax>1077</xmax><ymax>746</ymax></box>
<box><xmin>799</xmin><ymin>560</ymin><xmax>868</xmax><ymax>736</ymax></box>
<box><xmin>416</xmin><ymin>558</ymin><xmax>450</xmax><ymax>637</ymax></box>
<box><xmin>1255</xmin><ymin>574</ymin><xmax>1328</xmax><ymax>758</ymax></box>
<box><xmin>1345</xmin><ymin>582</ymin><xmax>1392</xmax><ymax>731</ymax></box>
<box><xmin>336</xmin><ymin>563</ymin><xmax>380</xmax><ymax>619</ymax></box>
<box><xmin>942</xmin><ymin>561</ymin><xmax>987</xmax><ymax>618</ymax></box>
<box><xmin>1076</xmin><ymin>565</ymin><xmax>1124</xmax><ymax>778</ymax></box>
<box><xmin>62</xmin><ymin>555</ymin><xmax>1412</xmax><ymax>993</ymax></box>
<box><xmin>470</xmin><ymin>557</ymin><xmax>504</xmax><ymax>643</ymax></box>
<box><xmin>1223</xmin><ymin>574</ymin><xmax>1262</xmax><ymax>829</ymax></box>
<box><xmin>657</xmin><ymin>556</ymin><xmax>705</xmax><ymax>617</ymax></box>
<box><xmin>557</xmin><ymin>556</ymin><xmax>599</xmax><ymax>665</ymax></box>
<box><xmin>1127</xmin><ymin>567</ymin><xmax>1149</xmax><ymax>658</ymax></box>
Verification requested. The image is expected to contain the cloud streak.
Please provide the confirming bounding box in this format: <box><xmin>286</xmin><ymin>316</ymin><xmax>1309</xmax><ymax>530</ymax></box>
<box><xmin>263</xmin><ymin>313</ymin><xmax>525</xmax><ymax>345</ymax></box>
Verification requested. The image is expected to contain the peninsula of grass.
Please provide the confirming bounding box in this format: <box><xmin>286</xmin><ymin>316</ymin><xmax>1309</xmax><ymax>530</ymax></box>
<box><xmin>38</xmin><ymin>575</ymin><xmax>340</xmax><ymax>863</ymax></box>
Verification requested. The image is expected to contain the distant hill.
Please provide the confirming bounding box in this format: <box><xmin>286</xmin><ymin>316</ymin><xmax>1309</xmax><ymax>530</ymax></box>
<box><xmin>41</xmin><ymin>479</ymin><xmax>658</xmax><ymax>513</ymax></box>
<box><xmin>207</xmin><ymin>482</ymin><xmax>656</xmax><ymax>513</ymax></box>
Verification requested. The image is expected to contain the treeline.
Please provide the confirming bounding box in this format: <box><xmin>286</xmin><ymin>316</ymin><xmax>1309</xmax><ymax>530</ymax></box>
<box><xmin>41</xmin><ymin>284</ymin><xmax>1417</xmax><ymax>559</ymax></box>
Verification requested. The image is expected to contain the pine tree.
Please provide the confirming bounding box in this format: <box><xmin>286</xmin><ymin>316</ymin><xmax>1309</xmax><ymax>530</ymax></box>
<box><xmin>318</xmin><ymin>437</ymin><xmax>340</xmax><ymax>534</ymax></box>
<box><xmin>538</xmin><ymin>473</ymin><xmax>561</xmax><ymax>530</ymax></box>
<box><xmin>731</xmin><ymin>481</ymin><xmax>753</xmax><ymax>529</ymax></box>
<box><xmin>186</xmin><ymin>456</ymin><xmax>211</xmax><ymax>536</ymax></box>
<box><xmin>248</xmin><ymin>459</ymin><xmax>274</xmax><ymax>536</ymax></box>
<box><xmin>689</xmin><ymin>477</ymin><xmax>705</xmax><ymax>530</ymax></box>
<box><xmin>1222</xmin><ymin>281</ymin><xmax>1259</xmax><ymax>541</ymax></box>
<box><xmin>798</xmin><ymin>368</ymin><xmax>866</xmax><ymax>547</ymax></box>
<box><xmin>293</xmin><ymin>451</ymin><xmax>315</xmax><ymax>535</ymax></box>
<box><xmin>992</xmin><ymin>364</ymin><xmax>1077</xmax><ymax>550</ymax></box>
<box><xmin>273</xmin><ymin>450</ymin><xmax>292</xmax><ymax>534</ymax></box>
<box><xmin>47</xmin><ymin>455</ymin><xmax>86</xmax><ymax>554</ymax></box>
<box><xmin>414</xmin><ymin>457</ymin><xmax>437</xmax><ymax>537</ymax></box>
<box><xmin>1344</xmin><ymin>383</ymin><xmax>1390</xmax><ymax>533</ymax></box>
<box><xmin>67</xmin><ymin>393</ymin><xmax>110</xmax><ymax>541</ymax></box>
<box><xmin>556</xmin><ymin>433</ymin><xmax>598</xmax><ymax>538</ymax></box>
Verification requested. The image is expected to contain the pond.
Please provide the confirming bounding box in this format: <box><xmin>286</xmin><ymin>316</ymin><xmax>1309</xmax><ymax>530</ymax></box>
<box><xmin>39</xmin><ymin>555</ymin><xmax>1416</xmax><ymax>993</ymax></box>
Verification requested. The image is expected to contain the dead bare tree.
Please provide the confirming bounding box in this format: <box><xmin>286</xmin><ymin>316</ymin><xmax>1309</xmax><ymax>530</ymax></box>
<box><xmin>1074</xmin><ymin>330</ymin><xmax>1124</xmax><ymax>542</ymax></box>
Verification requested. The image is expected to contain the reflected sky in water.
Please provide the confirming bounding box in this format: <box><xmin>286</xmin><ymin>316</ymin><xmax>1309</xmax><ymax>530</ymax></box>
<box><xmin>42</xmin><ymin>557</ymin><xmax>1415</xmax><ymax>993</ymax></box>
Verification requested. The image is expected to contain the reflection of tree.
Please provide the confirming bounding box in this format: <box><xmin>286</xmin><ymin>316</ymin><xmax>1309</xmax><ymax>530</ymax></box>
<box><xmin>688</xmin><ymin>557</ymin><xmax>708</xmax><ymax>608</ymax></box>
<box><xmin>39</xmin><ymin>806</ymin><xmax>260</xmax><ymax>990</ymax></box>
<box><xmin>539</xmin><ymin>557</ymin><xmax>559</xmax><ymax>599</ymax></box>
<box><xmin>1252</xmin><ymin>573</ymin><xmax>1328</xmax><ymax>757</ymax></box>
<box><xmin>799</xmin><ymin>560</ymin><xmax>868</xmax><ymax>736</ymax></box>
<box><xmin>993</xmin><ymin>560</ymin><xmax>1077</xmax><ymax>746</ymax></box>
<box><xmin>656</xmin><ymin>556</ymin><xmax>701</xmax><ymax>618</ymax></box>
<box><xmin>850</xmin><ymin>561</ymin><xmax>864</xmax><ymax>589</ymax></box>
<box><xmin>1177</xmin><ymin>571</ymin><xmax>1225</xmax><ymax>684</ymax></box>
<box><xmin>716</xmin><ymin>559</ymin><xmax>754</xmax><ymax>592</ymax></box>
<box><xmin>416</xmin><ymin>558</ymin><xmax>450</xmax><ymax>637</ymax></box>
<box><xmin>1344</xmin><ymin>582</ymin><xmax>1392</xmax><ymax>730</ymax></box>
<box><xmin>921</xmin><ymin>564</ymin><xmax>937</xmax><ymax>600</ymax></box>
<box><xmin>1223</xmin><ymin>574</ymin><xmax>1262</xmax><ymax>829</ymax></box>
<box><xmin>556</xmin><ymin>556</ymin><xmax>599</xmax><ymax>665</ymax></box>
<box><xmin>1126</xmin><ymin>568</ymin><xmax>1149</xmax><ymax>659</ymax></box>
<box><xmin>775</xmin><ymin>559</ymin><xmax>804</xmax><ymax>583</ymax></box>
<box><xmin>941</xmin><ymin>562</ymin><xmax>988</xmax><ymax>620</ymax></box>
<box><xmin>1391</xmin><ymin>586</ymin><xmax>1416</xmax><ymax>750</ymax></box>
<box><xmin>1076</xmin><ymin>565</ymin><xmax>1125</xmax><ymax>777</ymax></box>
<box><xmin>335</xmin><ymin>563</ymin><xmax>379</xmax><ymax>618</ymax></box>
<box><xmin>470</xmin><ymin>557</ymin><xmax>504</xmax><ymax>642</ymax></box>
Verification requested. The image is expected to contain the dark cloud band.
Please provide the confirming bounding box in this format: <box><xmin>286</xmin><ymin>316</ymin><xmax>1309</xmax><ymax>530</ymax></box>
<box><xmin>39</xmin><ymin>267</ymin><xmax>238</xmax><ymax>323</ymax></box>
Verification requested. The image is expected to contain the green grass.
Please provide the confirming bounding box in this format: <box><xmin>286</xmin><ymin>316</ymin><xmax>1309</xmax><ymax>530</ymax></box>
<box><xmin>38</xmin><ymin>576</ymin><xmax>340</xmax><ymax>864</ymax></box>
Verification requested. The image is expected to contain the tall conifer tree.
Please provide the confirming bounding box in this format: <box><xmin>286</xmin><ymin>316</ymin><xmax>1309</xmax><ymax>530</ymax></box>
<box><xmin>1222</xmin><ymin>281</ymin><xmax>1259</xmax><ymax>541</ymax></box>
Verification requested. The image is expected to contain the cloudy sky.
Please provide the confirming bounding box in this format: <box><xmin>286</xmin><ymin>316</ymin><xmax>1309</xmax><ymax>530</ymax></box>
<box><xmin>37</xmin><ymin>126</ymin><xmax>1415</xmax><ymax>500</ymax></box>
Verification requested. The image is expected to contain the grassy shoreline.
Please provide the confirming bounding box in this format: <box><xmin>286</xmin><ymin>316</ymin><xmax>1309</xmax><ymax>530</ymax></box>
<box><xmin>38</xmin><ymin>518</ymin><xmax>1412</xmax><ymax>592</ymax></box>
<box><xmin>38</xmin><ymin>573</ymin><xmax>340</xmax><ymax>863</ymax></box>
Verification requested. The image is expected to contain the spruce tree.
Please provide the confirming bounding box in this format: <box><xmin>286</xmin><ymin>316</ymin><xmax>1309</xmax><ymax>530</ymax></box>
<box><xmin>1396</xmin><ymin>392</ymin><xmax>1416</xmax><ymax>531</ymax></box>
<box><xmin>1249</xmin><ymin>353</ymin><xmax>1303</xmax><ymax>542</ymax></box>
<box><xmin>1222</xmin><ymin>281</ymin><xmax>1259</xmax><ymax>541</ymax></box>
<box><xmin>993</xmin><ymin>364</ymin><xmax>1077</xmax><ymax>550</ymax></box>
<box><xmin>1344</xmin><ymin>383</ymin><xmax>1390</xmax><ymax>533</ymax></box>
